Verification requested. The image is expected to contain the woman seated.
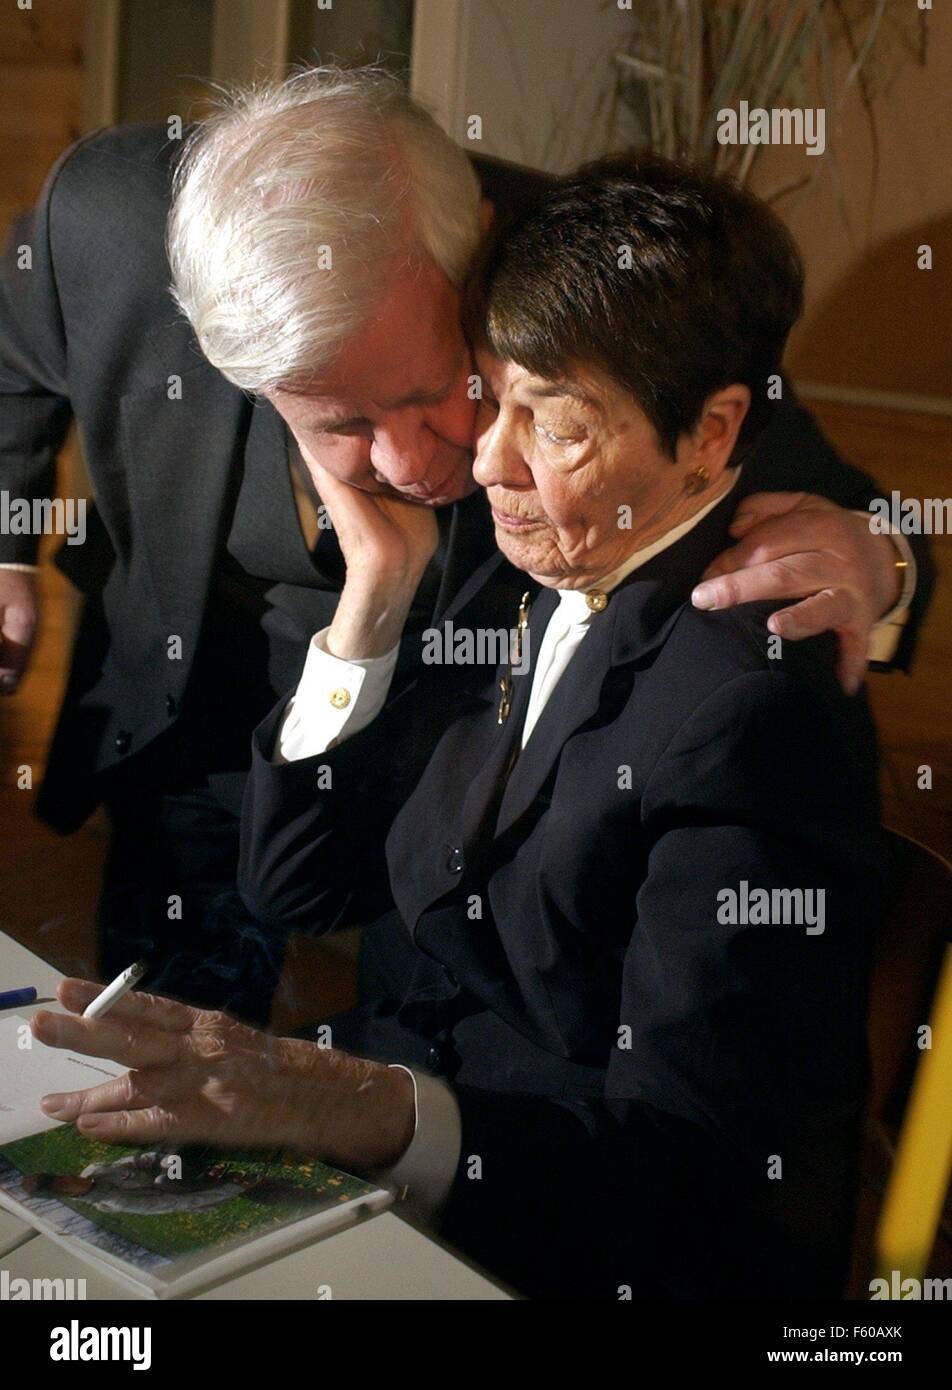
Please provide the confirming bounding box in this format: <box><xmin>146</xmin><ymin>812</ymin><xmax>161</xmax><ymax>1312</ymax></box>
<box><xmin>37</xmin><ymin>156</ymin><xmax>885</xmax><ymax>1300</ymax></box>
<box><xmin>239</xmin><ymin>153</ymin><xmax>883</xmax><ymax>1299</ymax></box>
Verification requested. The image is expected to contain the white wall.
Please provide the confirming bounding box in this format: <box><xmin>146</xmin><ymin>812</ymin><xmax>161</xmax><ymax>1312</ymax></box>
<box><xmin>412</xmin><ymin>0</ymin><xmax>637</xmax><ymax>173</ymax></box>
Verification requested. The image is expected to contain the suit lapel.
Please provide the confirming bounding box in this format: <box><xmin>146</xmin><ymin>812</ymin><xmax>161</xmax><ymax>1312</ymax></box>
<box><xmin>389</xmin><ymin>574</ymin><xmax>552</xmax><ymax>934</ymax></box>
<box><xmin>454</xmin><ymin>584</ymin><xmax>557</xmax><ymax>854</ymax></box>
<box><xmin>494</xmin><ymin>594</ymin><xmax>621</xmax><ymax>841</ymax></box>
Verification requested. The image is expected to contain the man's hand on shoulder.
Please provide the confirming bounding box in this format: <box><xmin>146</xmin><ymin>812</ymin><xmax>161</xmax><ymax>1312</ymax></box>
<box><xmin>691</xmin><ymin>492</ymin><xmax>906</xmax><ymax>696</ymax></box>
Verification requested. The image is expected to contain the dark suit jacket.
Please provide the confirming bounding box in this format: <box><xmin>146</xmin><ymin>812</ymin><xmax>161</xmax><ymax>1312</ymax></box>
<box><xmin>239</xmin><ymin>488</ymin><xmax>884</xmax><ymax>1299</ymax></box>
<box><xmin>0</xmin><ymin>122</ymin><xmax>931</xmax><ymax>835</ymax></box>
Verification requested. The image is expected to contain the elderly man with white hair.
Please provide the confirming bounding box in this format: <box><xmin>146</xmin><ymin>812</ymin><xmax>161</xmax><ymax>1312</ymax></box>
<box><xmin>0</xmin><ymin>67</ymin><xmax>928</xmax><ymax>1024</ymax></box>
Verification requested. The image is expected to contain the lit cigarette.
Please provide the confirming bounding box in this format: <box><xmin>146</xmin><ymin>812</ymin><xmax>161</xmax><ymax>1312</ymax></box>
<box><xmin>82</xmin><ymin>960</ymin><xmax>149</xmax><ymax>1020</ymax></box>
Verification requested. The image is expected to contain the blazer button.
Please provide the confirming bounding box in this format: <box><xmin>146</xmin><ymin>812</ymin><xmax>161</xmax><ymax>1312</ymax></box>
<box><xmin>446</xmin><ymin>847</ymin><xmax>465</xmax><ymax>873</ymax></box>
<box><xmin>114</xmin><ymin>730</ymin><xmax>132</xmax><ymax>756</ymax></box>
<box><xmin>165</xmin><ymin>694</ymin><xmax>177</xmax><ymax>717</ymax></box>
<box><xmin>425</xmin><ymin>1045</ymin><xmax>443</xmax><ymax>1073</ymax></box>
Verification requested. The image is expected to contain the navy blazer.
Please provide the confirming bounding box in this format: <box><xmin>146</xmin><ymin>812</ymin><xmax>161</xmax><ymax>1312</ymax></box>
<box><xmin>240</xmin><ymin>489</ymin><xmax>884</xmax><ymax>1299</ymax></box>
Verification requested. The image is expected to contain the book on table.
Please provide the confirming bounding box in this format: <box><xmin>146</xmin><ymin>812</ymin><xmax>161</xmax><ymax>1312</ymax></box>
<box><xmin>0</xmin><ymin>1014</ymin><xmax>393</xmax><ymax>1298</ymax></box>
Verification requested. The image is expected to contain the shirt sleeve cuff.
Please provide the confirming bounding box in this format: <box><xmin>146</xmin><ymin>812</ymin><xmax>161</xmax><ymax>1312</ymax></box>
<box><xmin>857</xmin><ymin>513</ymin><xmax>916</xmax><ymax>664</ymax></box>
<box><xmin>0</xmin><ymin>562</ymin><xmax>40</xmax><ymax>573</ymax></box>
<box><xmin>273</xmin><ymin>627</ymin><xmax>399</xmax><ymax>764</ymax></box>
<box><xmin>374</xmin><ymin>1065</ymin><xmax>462</xmax><ymax>1226</ymax></box>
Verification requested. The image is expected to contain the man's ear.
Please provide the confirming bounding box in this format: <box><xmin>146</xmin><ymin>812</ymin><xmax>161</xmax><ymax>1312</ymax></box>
<box><xmin>691</xmin><ymin>385</ymin><xmax>750</xmax><ymax>476</ymax></box>
<box><xmin>479</xmin><ymin>199</ymin><xmax>495</xmax><ymax>237</ymax></box>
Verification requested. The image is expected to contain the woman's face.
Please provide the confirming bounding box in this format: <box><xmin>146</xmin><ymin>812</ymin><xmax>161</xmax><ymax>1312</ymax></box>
<box><xmin>473</xmin><ymin>350</ymin><xmax>705</xmax><ymax>589</ymax></box>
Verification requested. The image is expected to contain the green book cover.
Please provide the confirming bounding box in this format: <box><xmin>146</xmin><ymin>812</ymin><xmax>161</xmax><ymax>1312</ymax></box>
<box><xmin>0</xmin><ymin>1125</ymin><xmax>390</xmax><ymax>1293</ymax></box>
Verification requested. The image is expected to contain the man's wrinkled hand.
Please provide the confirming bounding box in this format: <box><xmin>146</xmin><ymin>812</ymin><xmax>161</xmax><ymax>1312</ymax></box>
<box><xmin>691</xmin><ymin>492</ymin><xmax>903</xmax><ymax>696</ymax></box>
<box><xmin>31</xmin><ymin>980</ymin><xmax>416</xmax><ymax>1170</ymax></box>
<box><xmin>309</xmin><ymin>462</ymin><xmax>440</xmax><ymax>661</ymax></box>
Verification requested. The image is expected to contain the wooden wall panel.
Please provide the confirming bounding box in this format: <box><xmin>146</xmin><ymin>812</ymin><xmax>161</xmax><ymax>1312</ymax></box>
<box><xmin>0</xmin><ymin>1</ymin><xmax>84</xmax><ymax>233</ymax></box>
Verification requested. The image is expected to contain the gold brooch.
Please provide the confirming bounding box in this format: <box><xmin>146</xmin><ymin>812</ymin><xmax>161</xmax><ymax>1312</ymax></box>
<box><xmin>498</xmin><ymin>590</ymin><xmax>531</xmax><ymax>724</ymax></box>
<box><xmin>585</xmin><ymin>590</ymin><xmax>608</xmax><ymax>613</ymax></box>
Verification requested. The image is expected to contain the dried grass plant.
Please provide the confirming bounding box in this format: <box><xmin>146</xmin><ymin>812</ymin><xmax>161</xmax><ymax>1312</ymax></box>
<box><xmin>612</xmin><ymin>0</ymin><xmax>928</xmax><ymax>215</ymax></box>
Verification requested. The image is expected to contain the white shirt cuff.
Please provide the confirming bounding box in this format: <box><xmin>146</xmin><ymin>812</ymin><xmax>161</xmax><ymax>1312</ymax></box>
<box><xmin>875</xmin><ymin>525</ymin><xmax>917</xmax><ymax>622</ymax></box>
<box><xmin>858</xmin><ymin>514</ymin><xmax>916</xmax><ymax>664</ymax></box>
<box><xmin>273</xmin><ymin>627</ymin><xmax>399</xmax><ymax>764</ymax></box>
<box><xmin>375</xmin><ymin>1065</ymin><xmax>462</xmax><ymax>1226</ymax></box>
<box><xmin>0</xmin><ymin>562</ymin><xmax>40</xmax><ymax>573</ymax></box>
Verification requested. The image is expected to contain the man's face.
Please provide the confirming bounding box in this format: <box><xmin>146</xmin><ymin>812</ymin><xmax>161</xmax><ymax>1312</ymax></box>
<box><xmin>268</xmin><ymin>256</ymin><xmax>477</xmax><ymax>508</ymax></box>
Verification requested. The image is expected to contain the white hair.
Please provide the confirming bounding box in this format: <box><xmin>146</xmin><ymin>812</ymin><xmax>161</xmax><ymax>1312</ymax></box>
<box><xmin>167</xmin><ymin>66</ymin><xmax>482</xmax><ymax>393</ymax></box>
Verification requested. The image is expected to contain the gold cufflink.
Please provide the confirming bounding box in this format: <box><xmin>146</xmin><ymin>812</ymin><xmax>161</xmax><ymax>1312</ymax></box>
<box><xmin>329</xmin><ymin>687</ymin><xmax>351</xmax><ymax>709</ymax></box>
<box><xmin>585</xmin><ymin>590</ymin><xmax>608</xmax><ymax>613</ymax></box>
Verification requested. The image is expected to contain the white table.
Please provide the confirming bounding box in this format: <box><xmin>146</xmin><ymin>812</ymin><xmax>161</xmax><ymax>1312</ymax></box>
<box><xmin>0</xmin><ymin>1207</ymin><xmax>33</xmax><ymax>1258</ymax></box>
<box><xmin>0</xmin><ymin>931</ymin><xmax>511</xmax><ymax>1300</ymax></box>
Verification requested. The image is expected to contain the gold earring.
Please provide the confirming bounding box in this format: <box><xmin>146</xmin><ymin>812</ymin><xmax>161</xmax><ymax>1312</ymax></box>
<box><xmin>684</xmin><ymin>465</ymin><xmax>710</xmax><ymax>495</ymax></box>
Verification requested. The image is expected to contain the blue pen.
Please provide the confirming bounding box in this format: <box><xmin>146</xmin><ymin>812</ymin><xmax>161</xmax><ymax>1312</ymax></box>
<box><xmin>0</xmin><ymin>987</ymin><xmax>38</xmax><ymax>1009</ymax></box>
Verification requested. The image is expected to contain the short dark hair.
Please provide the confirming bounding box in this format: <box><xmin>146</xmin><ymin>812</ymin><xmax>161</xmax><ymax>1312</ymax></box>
<box><xmin>462</xmin><ymin>153</ymin><xmax>804</xmax><ymax>458</ymax></box>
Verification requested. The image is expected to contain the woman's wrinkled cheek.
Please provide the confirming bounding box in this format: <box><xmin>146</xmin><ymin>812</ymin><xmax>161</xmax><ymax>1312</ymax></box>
<box><xmin>553</xmin><ymin>499</ymin><xmax>634</xmax><ymax>577</ymax></box>
<box><xmin>551</xmin><ymin>519</ymin><xmax>593</xmax><ymax>566</ymax></box>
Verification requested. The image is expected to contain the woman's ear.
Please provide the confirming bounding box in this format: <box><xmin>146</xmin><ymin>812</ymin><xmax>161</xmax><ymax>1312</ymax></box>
<box><xmin>691</xmin><ymin>385</ymin><xmax>751</xmax><ymax>476</ymax></box>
